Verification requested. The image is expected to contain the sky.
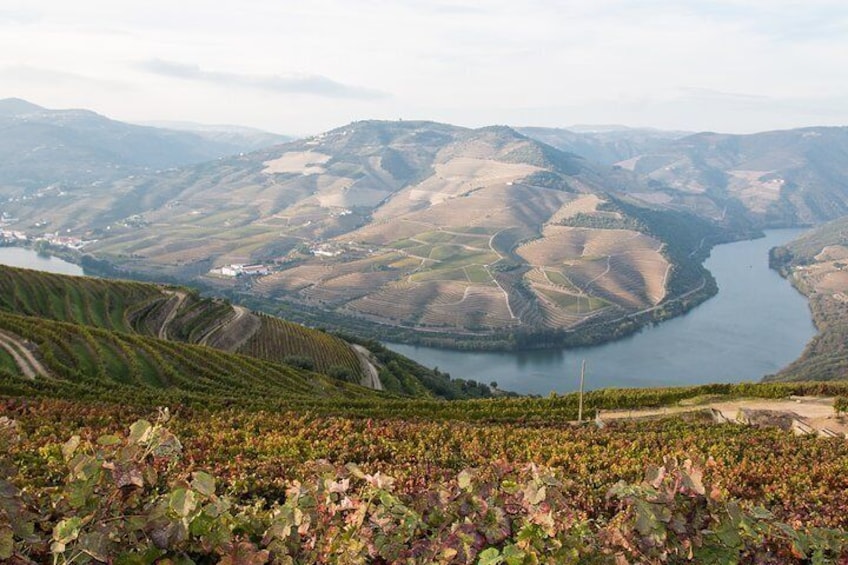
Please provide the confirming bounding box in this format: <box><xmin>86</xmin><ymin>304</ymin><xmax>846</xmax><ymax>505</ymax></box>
<box><xmin>2</xmin><ymin>0</ymin><xmax>847</xmax><ymax>136</ymax></box>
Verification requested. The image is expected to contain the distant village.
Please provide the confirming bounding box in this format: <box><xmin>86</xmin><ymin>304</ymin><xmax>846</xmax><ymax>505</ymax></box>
<box><xmin>0</xmin><ymin>222</ymin><xmax>94</xmax><ymax>251</ymax></box>
<box><xmin>208</xmin><ymin>241</ymin><xmax>368</xmax><ymax>278</ymax></box>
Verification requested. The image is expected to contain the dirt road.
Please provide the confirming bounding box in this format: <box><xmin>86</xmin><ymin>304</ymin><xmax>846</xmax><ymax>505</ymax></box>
<box><xmin>599</xmin><ymin>396</ymin><xmax>847</xmax><ymax>436</ymax></box>
<box><xmin>352</xmin><ymin>344</ymin><xmax>383</xmax><ymax>391</ymax></box>
<box><xmin>0</xmin><ymin>330</ymin><xmax>50</xmax><ymax>379</ymax></box>
<box><xmin>158</xmin><ymin>291</ymin><xmax>188</xmax><ymax>340</ymax></box>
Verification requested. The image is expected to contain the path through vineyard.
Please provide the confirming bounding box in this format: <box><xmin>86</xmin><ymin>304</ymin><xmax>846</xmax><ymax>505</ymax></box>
<box><xmin>0</xmin><ymin>329</ymin><xmax>50</xmax><ymax>379</ymax></box>
<box><xmin>199</xmin><ymin>305</ymin><xmax>260</xmax><ymax>351</ymax></box>
<box><xmin>599</xmin><ymin>396</ymin><xmax>848</xmax><ymax>436</ymax></box>
<box><xmin>352</xmin><ymin>344</ymin><xmax>383</xmax><ymax>391</ymax></box>
<box><xmin>158</xmin><ymin>291</ymin><xmax>187</xmax><ymax>340</ymax></box>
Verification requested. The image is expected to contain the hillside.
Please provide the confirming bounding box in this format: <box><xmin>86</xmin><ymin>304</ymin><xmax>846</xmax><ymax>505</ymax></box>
<box><xmin>518</xmin><ymin>125</ymin><xmax>688</xmax><ymax>165</ymax></box>
<box><xmin>0</xmin><ymin>98</ymin><xmax>288</xmax><ymax>197</ymax></box>
<box><xmin>138</xmin><ymin>119</ymin><xmax>291</xmax><ymax>152</ymax></box>
<box><xmin>0</xmin><ymin>307</ymin><xmax>379</xmax><ymax>409</ymax></box>
<box><xmin>766</xmin><ymin>218</ymin><xmax>848</xmax><ymax>381</ymax></box>
<box><xmin>613</xmin><ymin>127</ymin><xmax>848</xmax><ymax>226</ymax></box>
<box><xmin>0</xmin><ymin>265</ymin><xmax>494</xmax><ymax>399</ymax></box>
<box><xmin>0</xmin><ymin>119</ymin><xmax>727</xmax><ymax>348</ymax></box>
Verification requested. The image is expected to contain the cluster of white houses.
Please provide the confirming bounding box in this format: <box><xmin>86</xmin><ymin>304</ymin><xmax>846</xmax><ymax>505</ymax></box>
<box><xmin>210</xmin><ymin>263</ymin><xmax>271</xmax><ymax>277</ymax></box>
<box><xmin>0</xmin><ymin>229</ymin><xmax>27</xmax><ymax>242</ymax></box>
<box><xmin>0</xmin><ymin>229</ymin><xmax>91</xmax><ymax>250</ymax></box>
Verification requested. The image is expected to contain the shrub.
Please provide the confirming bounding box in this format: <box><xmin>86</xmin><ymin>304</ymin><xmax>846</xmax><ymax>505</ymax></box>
<box><xmin>282</xmin><ymin>355</ymin><xmax>315</xmax><ymax>371</ymax></box>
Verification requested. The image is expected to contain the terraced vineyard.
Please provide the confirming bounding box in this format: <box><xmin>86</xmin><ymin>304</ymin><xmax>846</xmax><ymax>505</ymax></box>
<box><xmin>0</xmin><ymin>310</ymin><xmax>376</xmax><ymax>408</ymax></box>
<box><xmin>251</xmin><ymin>178</ymin><xmax>720</xmax><ymax>350</ymax></box>
<box><xmin>0</xmin><ymin>266</ymin><xmax>162</xmax><ymax>331</ymax></box>
<box><xmin>237</xmin><ymin>314</ymin><xmax>362</xmax><ymax>379</ymax></box>
<box><xmin>2</xmin><ymin>264</ymin><xmax>848</xmax><ymax>562</ymax></box>
<box><xmin>0</xmin><ymin>265</ymin><xmax>500</xmax><ymax>398</ymax></box>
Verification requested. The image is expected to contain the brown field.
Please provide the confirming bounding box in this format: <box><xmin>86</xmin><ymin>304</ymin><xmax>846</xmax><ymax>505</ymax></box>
<box><xmin>254</xmin><ymin>265</ymin><xmax>336</xmax><ymax>295</ymax></box>
<box><xmin>346</xmin><ymin>281</ymin><xmax>439</xmax><ymax>323</ymax></box>
<box><xmin>819</xmin><ymin>271</ymin><xmax>848</xmax><ymax>292</ymax></box>
<box><xmin>262</xmin><ymin>151</ymin><xmax>331</xmax><ymax>175</ymax></box>
<box><xmin>419</xmin><ymin>285</ymin><xmax>515</xmax><ymax>329</ymax></box>
<box><xmin>727</xmin><ymin>169</ymin><xmax>783</xmax><ymax>214</ymax></box>
<box><xmin>351</xmin><ymin>219</ymin><xmax>438</xmax><ymax>246</ymax></box>
<box><xmin>373</xmin><ymin>158</ymin><xmax>542</xmax><ymax>219</ymax></box>
<box><xmin>517</xmin><ymin>227</ymin><xmax>668</xmax><ymax>310</ymax></box>
<box><xmin>548</xmin><ymin>194</ymin><xmax>604</xmax><ymax>223</ymax></box>
<box><xmin>302</xmin><ymin>271</ymin><xmax>400</xmax><ymax>305</ymax></box>
<box><xmin>816</xmin><ymin>245</ymin><xmax>848</xmax><ymax>262</ymax></box>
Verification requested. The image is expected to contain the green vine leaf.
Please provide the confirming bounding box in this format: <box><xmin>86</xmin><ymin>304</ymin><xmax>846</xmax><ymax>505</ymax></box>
<box><xmin>0</xmin><ymin>525</ymin><xmax>13</xmax><ymax>560</ymax></box>
<box><xmin>61</xmin><ymin>435</ymin><xmax>80</xmax><ymax>462</ymax></box>
<box><xmin>169</xmin><ymin>488</ymin><xmax>198</xmax><ymax>518</ymax></box>
<box><xmin>128</xmin><ymin>419</ymin><xmax>153</xmax><ymax>445</ymax></box>
<box><xmin>191</xmin><ymin>471</ymin><xmax>216</xmax><ymax>497</ymax></box>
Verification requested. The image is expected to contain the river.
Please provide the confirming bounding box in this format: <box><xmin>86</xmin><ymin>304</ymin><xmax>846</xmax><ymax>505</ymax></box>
<box><xmin>388</xmin><ymin>229</ymin><xmax>816</xmax><ymax>395</ymax></box>
<box><xmin>0</xmin><ymin>246</ymin><xmax>85</xmax><ymax>276</ymax></box>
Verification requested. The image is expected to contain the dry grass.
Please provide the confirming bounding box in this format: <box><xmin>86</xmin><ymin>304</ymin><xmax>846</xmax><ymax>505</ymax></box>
<box><xmin>254</xmin><ymin>265</ymin><xmax>336</xmax><ymax>295</ymax></box>
<box><xmin>726</xmin><ymin>170</ymin><xmax>783</xmax><ymax>214</ymax></box>
<box><xmin>262</xmin><ymin>151</ymin><xmax>331</xmax><ymax>175</ymax></box>
<box><xmin>549</xmin><ymin>194</ymin><xmax>604</xmax><ymax>224</ymax></box>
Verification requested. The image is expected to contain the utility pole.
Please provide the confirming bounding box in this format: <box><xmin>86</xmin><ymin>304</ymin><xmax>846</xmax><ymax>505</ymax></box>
<box><xmin>578</xmin><ymin>359</ymin><xmax>586</xmax><ymax>423</ymax></box>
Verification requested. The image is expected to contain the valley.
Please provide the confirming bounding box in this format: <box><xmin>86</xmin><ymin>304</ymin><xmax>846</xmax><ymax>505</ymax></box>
<box><xmin>6</xmin><ymin>1</ymin><xmax>848</xmax><ymax>561</ymax></box>
<box><xmin>1</xmin><ymin>110</ymin><xmax>733</xmax><ymax>349</ymax></box>
<box><xmin>2</xmin><ymin>99</ymin><xmax>848</xmax><ymax>383</ymax></box>
<box><xmin>2</xmin><ymin>110</ymin><xmax>848</xmax><ymax>561</ymax></box>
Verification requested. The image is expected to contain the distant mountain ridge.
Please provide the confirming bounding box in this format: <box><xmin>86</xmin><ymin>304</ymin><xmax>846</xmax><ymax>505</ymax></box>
<box><xmin>519</xmin><ymin>125</ymin><xmax>848</xmax><ymax>227</ymax></box>
<box><xmin>0</xmin><ymin>98</ymin><xmax>291</xmax><ymax>193</ymax></box>
<box><xmin>614</xmin><ymin>126</ymin><xmax>848</xmax><ymax>226</ymax></box>
<box><xmin>517</xmin><ymin>125</ymin><xmax>689</xmax><ymax>165</ymax></box>
<box><xmin>139</xmin><ymin>119</ymin><xmax>291</xmax><ymax>152</ymax></box>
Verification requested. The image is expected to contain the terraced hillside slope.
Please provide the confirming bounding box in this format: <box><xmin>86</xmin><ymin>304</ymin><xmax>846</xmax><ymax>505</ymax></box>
<box><xmin>1</xmin><ymin>117</ymin><xmax>730</xmax><ymax>348</ymax></box>
<box><xmin>0</xmin><ymin>266</ymin><xmax>492</xmax><ymax>398</ymax></box>
<box><xmin>41</xmin><ymin>121</ymin><xmax>717</xmax><ymax>346</ymax></box>
<box><xmin>767</xmin><ymin>218</ymin><xmax>848</xmax><ymax>381</ymax></box>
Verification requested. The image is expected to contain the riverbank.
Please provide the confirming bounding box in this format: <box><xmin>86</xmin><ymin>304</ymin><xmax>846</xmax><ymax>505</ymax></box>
<box><xmin>765</xmin><ymin>225</ymin><xmax>848</xmax><ymax>382</ymax></box>
<box><xmin>387</xmin><ymin>229</ymin><xmax>816</xmax><ymax>394</ymax></box>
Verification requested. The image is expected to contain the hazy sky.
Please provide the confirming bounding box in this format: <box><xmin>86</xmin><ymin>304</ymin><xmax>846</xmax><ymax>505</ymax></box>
<box><xmin>2</xmin><ymin>0</ymin><xmax>847</xmax><ymax>135</ymax></box>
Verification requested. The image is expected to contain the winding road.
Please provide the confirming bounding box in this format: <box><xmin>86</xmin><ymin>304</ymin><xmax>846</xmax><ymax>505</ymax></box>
<box><xmin>158</xmin><ymin>291</ymin><xmax>188</xmax><ymax>340</ymax></box>
<box><xmin>0</xmin><ymin>330</ymin><xmax>50</xmax><ymax>380</ymax></box>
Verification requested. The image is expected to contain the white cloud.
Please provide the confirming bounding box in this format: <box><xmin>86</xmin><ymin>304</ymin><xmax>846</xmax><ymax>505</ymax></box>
<box><xmin>0</xmin><ymin>0</ymin><xmax>846</xmax><ymax>134</ymax></box>
<box><xmin>136</xmin><ymin>59</ymin><xmax>388</xmax><ymax>99</ymax></box>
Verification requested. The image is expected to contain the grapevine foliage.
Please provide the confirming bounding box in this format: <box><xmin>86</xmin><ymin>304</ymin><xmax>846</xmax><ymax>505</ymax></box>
<box><xmin>2</xmin><ymin>413</ymin><xmax>846</xmax><ymax>564</ymax></box>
